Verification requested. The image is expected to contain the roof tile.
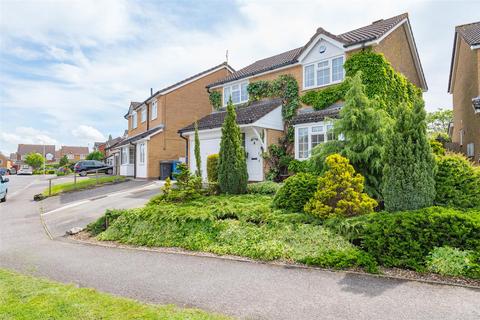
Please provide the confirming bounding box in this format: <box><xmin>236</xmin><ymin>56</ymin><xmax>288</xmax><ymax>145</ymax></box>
<box><xmin>456</xmin><ymin>21</ymin><xmax>480</xmax><ymax>47</ymax></box>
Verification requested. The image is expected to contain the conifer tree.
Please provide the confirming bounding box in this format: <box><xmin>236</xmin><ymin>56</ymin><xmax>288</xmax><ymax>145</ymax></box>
<box><xmin>218</xmin><ymin>100</ymin><xmax>248</xmax><ymax>194</ymax></box>
<box><xmin>382</xmin><ymin>98</ymin><xmax>436</xmax><ymax>211</ymax></box>
<box><xmin>334</xmin><ymin>73</ymin><xmax>388</xmax><ymax>199</ymax></box>
<box><xmin>194</xmin><ymin>121</ymin><xmax>202</xmax><ymax>177</ymax></box>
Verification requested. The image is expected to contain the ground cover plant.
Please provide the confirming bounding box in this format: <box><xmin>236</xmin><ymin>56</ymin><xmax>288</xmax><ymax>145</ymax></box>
<box><xmin>42</xmin><ymin>176</ymin><xmax>125</xmax><ymax>196</ymax></box>
<box><xmin>0</xmin><ymin>268</ymin><xmax>228</xmax><ymax>320</ymax></box>
<box><xmin>88</xmin><ymin>194</ymin><xmax>377</xmax><ymax>272</ymax></box>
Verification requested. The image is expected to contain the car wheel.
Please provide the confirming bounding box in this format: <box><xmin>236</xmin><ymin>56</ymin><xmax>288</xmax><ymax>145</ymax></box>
<box><xmin>79</xmin><ymin>170</ymin><xmax>87</xmax><ymax>177</ymax></box>
<box><xmin>107</xmin><ymin>168</ymin><xmax>113</xmax><ymax>175</ymax></box>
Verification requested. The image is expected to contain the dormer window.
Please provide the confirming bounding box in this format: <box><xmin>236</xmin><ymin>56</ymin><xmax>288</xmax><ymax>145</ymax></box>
<box><xmin>223</xmin><ymin>81</ymin><xmax>248</xmax><ymax>106</ymax></box>
<box><xmin>303</xmin><ymin>55</ymin><xmax>345</xmax><ymax>90</ymax></box>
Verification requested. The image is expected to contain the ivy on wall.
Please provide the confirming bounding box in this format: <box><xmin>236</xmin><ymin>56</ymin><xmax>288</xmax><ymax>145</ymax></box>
<box><xmin>209</xmin><ymin>91</ymin><xmax>222</xmax><ymax>110</ymax></box>
<box><xmin>300</xmin><ymin>50</ymin><xmax>422</xmax><ymax>116</ymax></box>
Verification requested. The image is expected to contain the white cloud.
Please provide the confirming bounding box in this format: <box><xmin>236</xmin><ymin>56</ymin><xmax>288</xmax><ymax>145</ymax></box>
<box><xmin>72</xmin><ymin>125</ymin><xmax>106</xmax><ymax>144</ymax></box>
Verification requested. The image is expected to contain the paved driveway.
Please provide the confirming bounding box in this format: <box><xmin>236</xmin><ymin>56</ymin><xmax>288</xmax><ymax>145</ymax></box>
<box><xmin>0</xmin><ymin>175</ymin><xmax>479</xmax><ymax>320</ymax></box>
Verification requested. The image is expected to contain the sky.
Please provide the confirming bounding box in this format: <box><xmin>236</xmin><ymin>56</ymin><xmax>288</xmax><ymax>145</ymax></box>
<box><xmin>0</xmin><ymin>0</ymin><xmax>479</xmax><ymax>155</ymax></box>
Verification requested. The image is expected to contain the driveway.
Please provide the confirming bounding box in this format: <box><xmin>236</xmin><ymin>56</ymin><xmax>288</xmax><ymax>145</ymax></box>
<box><xmin>0</xmin><ymin>175</ymin><xmax>479</xmax><ymax>320</ymax></box>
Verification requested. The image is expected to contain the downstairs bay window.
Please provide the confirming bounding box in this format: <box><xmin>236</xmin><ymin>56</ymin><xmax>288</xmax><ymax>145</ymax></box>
<box><xmin>294</xmin><ymin>122</ymin><xmax>337</xmax><ymax>160</ymax></box>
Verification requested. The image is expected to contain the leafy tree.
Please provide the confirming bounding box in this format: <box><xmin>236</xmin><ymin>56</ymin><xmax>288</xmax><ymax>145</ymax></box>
<box><xmin>59</xmin><ymin>155</ymin><xmax>69</xmax><ymax>167</ymax></box>
<box><xmin>194</xmin><ymin>121</ymin><xmax>202</xmax><ymax>177</ymax></box>
<box><xmin>304</xmin><ymin>154</ymin><xmax>377</xmax><ymax>218</ymax></box>
<box><xmin>334</xmin><ymin>73</ymin><xmax>388</xmax><ymax>199</ymax></box>
<box><xmin>218</xmin><ymin>99</ymin><xmax>248</xmax><ymax>194</ymax></box>
<box><xmin>25</xmin><ymin>152</ymin><xmax>44</xmax><ymax>170</ymax></box>
<box><xmin>426</xmin><ymin>108</ymin><xmax>453</xmax><ymax>135</ymax></box>
<box><xmin>86</xmin><ymin>150</ymin><xmax>104</xmax><ymax>161</ymax></box>
<box><xmin>382</xmin><ymin>98</ymin><xmax>436</xmax><ymax>212</ymax></box>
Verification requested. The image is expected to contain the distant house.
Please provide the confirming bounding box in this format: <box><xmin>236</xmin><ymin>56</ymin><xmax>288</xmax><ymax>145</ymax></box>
<box><xmin>448</xmin><ymin>21</ymin><xmax>480</xmax><ymax>162</ymax></box>
<box><xmin>57</xmin><ymin>146</ymin><xmax>89</xmax><ymax>161</ymax></box>
<box><xmin>0</xmin><ymin>153</ymin><xmax>10</xmax><ymax>168</ymax></box>
<box><xmin>93</xmin><ymin>142</ymin><xmax>106</xmax><ymax>154</ymax></box>
<box><xmin>181</xmin><ymin>13</ymin><xmax>427</xmax><ymax>181</ymax></box>
<box><xmin>113</xmin><ymin>62</ymin><xmax>234</xmax><ymax>178</ymax></box>
<box><xmin>16</xmin><ymin>144</ymin><xmax>56</xmax><ymax>162</ymax></box>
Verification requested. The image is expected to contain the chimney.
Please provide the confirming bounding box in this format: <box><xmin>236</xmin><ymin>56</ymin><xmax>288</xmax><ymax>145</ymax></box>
<box><xmin>150</xmin><ymin>88</ymin><xmax>153</xmax><ymax>96</ymax></box>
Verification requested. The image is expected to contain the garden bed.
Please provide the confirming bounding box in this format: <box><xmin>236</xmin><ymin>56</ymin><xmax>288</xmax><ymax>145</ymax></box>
<box><xmin>83</xmin><ymin>194</ymin><xmax>480</xmax><ymax>285</ymax></box>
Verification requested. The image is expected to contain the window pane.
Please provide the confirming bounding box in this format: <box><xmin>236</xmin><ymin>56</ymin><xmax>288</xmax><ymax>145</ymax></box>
<box><xmin>332</xmin><ymin>57</ymin><xmax>344</xmax><ymax>82</ymax></box>
<box><xmin>298</xmin><ymin>128</ymin><xmax>309</xmax><ymax>159</ymax></box>
<box><xmin>317</xmin><ymin>67</ymin><xmax>330</xmax><ymax>86</ymax></box>
<box><xmin>318</xmin><ymin>61</ymin><xmax>329</xmax><ymax>68</ymax></box>
<box><xmin>224</xmin><ymin>87</ymin><xmax>231</xmax><ymax>105</ymax></box>
<box><xmin>241</xmin><ymin>82</ymin><xmax>248</xmax><ymax>102</ymax></box>
<box><xmin>311</xmin><ymin>133</ymin><xmax>325</xmax><ymax>149</ymax></box>
<box><xmin>231</xmin><ymin>89</ymin><xmax>240</xmax><ymax>104</ymax></box>
<box><xmin>311</xmin><ymin>125</ymin><xmax>323</xmax><ymax>133</ymax></box>
<box><xmin>304</xmin><ymin>65</ymin><xmax>315</xmax><ymax>87</ymax></box>
<box><xmin>129</xmin><ymin>147</ymin><xmax>135</xmax><ymax>164</ymax></box>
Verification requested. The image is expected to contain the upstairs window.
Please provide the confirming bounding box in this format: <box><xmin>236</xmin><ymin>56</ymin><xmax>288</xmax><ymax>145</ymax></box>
<box><xmin>151</xmin><ymin>100</ymin><xmax>158</xmax><ymax>120</ymax></box>
<box><xmin>132</xmin><ymin>112</ymin><xmax>137</xmax><ymax>129</ymax></box>
<box><xmin>303</xmin><ymin>55</ymin><xmax>345</xmax><ymax>89</ymax></box>
<box><xmin>141</xmin><ymin>108</ymin><xmax>147</xmax><ymax>123</ymax></box>
<box><xmin>223</xmin><ymin>81</ymin><xmax>248</xmax><ymax>105</ymax></box>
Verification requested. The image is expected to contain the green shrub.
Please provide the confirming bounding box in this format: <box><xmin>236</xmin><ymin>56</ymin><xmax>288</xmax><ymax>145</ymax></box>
<box><xmin>272</xmin><ymin>173</ymin><xmax>318</xmax><ymax>212</ymax></box>
<box><xmin>247</xmin><ymin>181</ymin><xmax>282</xmax><ymax>195</ymax></box>
<box><xmin>287</xmin><ymin>159</ymin><xmax>311</xmax><ymax>174</ymax></box>
<box><xmin>358</xmin><ymin>207</ymin><xmax>480</xmax><ymax>270</ymax></box>
<box><xmin>426</xmin><ymin>246</ymin><xmax>476</xmax><ymax>277</ymax></box>
<box><xmin>86</xmin><ymin>209</ymin><xmax>126</xmax><ymax>236</ymax></box>
<box><xmin>309</xmin><ymin>140</ymin><xmax>345</xmax><ymax>174</ymax></box>
<box><xmin>304</xmin><ymin>154</ymin><xmax>377</xmax><ymax>218</ymax></box>
<box><xmin>207</xmin><ymin>154</ymin><xmax>219</xmax><ymax>182</ymax></box>
<box><xmin>435</xmin><ymin>153</ymin><xmax>480</xmax><ymax>208</ymax></box>
<box><xmin>429</xmin><ymin>139</ymin><xmax>446</xmax><ymax>156</ymax></box>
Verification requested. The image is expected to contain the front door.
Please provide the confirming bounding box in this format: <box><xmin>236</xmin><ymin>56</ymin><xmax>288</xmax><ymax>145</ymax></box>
<box><xmin>244</xmin><ymin>128</ymin><xmax>263</xmax><ymax>181</ymax></box>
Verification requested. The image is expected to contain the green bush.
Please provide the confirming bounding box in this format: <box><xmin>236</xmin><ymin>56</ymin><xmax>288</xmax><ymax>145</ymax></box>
<box><xmin>429</xmin><ymin>139</ymin><xmax>445</xmax><ymax>156</ymax></box>
<box><xmin>207</xmin><ymin>154</ymin><xmax>219</xmax><ymax>182</ymax></box>
<box><xmin>357</xmin><ymin>207</ymin><xmax>480</xmax><ymax>270</ymax></box>
<box><xmin>86</xmin><ymin>209</ymin><xmax>126</xmax><ymax>236</ymax></box>
<box><xmin>287</xmin><ymin>159</ymin><xmax>311</xmax><ymax>174</ymax></box>
<box><xmin>272</xmin><ymin>173</ymin><xmax>318</xmax><ymax>212</ymax></box>
<box><xmin>304</xmin><ymin>154</ymin><xmax>377</xmax><ymax>218</ymax></box>
<box><xmin>247</xmin><ymin>181</ymin><xmax>282</xmax><ymax>195</ymax></box>
<box><xmin>426</xmin><ymin>246</ymin><xmax>477</xmax><ymax>278</ymax></box>
<box><xmin>435</xmin><ymin>153</ymin><xmax>480</xmax><ymax>208</ymax></box>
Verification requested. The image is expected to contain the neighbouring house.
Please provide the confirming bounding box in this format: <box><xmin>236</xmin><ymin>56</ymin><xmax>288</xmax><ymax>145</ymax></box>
<box><xmin>181</xmin><ymin>13</ymin><xmax>427</xmax><ymax>181</ymax></box>
<box><xmin>103</xmin><ymin>135</ymin><xmax>125</xmax><ymax>174</ymax></box>
<box><xmin>448</xmin><ymin>21</ymin><xmax>480</xmax><ymax>163</ymax></box>
<box><xmin>57</xmin><ymin>146</ymin><xmax>89</xmax><ymax>162</ymax></box>
<box><xmin>113</xmin><ymin>62</ymin><xmax>234</xmax><ymax>178</ymax></box>
<box><xmin>0</xmin><ymin>152</ymin><xmax>10</xmax><ymax>168</ymax></box>
<box><xmin>16</xmin><ymin>144</ymin><xmax>56</xmax><ymax>163</ymax></box>
<box><xmin>93</xmin><ymin>141</ymin><xmax>106</xmax><ymax>155</ymax></box>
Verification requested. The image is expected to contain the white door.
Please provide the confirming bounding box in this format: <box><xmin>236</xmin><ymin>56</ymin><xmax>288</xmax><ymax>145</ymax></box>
<box><xmin>136</xmin><ymin>141</ymin><xmax>147</xmax><ymax>178</ymax></box>
<box><xmin>244</xmin><ymin>128</ymin><xmax>263</xmax><ymax>181</ymax></box>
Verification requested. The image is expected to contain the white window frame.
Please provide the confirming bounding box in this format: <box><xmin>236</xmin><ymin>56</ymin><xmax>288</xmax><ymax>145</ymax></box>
<box><xmin>151</xmin><ymin>99</ymin><xmax>158</xmax><ymax>120</ymax></box>
<box><xmin>223</xmin><ymin>80</ymin><xmax>249</xmax><ymax>106</ymax></box>
<box><xmin>294</xmin><ymin>121</ymin><xmax>337</xmax><ymax>160</ymax></box>
<box><xmin>141</xmin><ymin>107</ymin><xmax>147</xmax><ymax>123</ymax></box>
<box><xmin>132</xmin><ymin>112</ymin><xmax>138</xmax><ymax>129</ymax></box>
<box><xmin>121</xmin><ymin>147</ymin><xmax>128</xmax><ymax>165</ymax></box>
<box><xmin>128</xmin><ymin>147</ymin><xmax>135</xmax><ymax>164</ymax></box>
<box><xmin>303</xmin><ymin>54</ymin><xmax>345</xmax><ymax>90</ymax></box>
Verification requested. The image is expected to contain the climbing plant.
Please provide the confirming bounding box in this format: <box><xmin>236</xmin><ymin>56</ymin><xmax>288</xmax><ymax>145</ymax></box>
<box><xmin>300</xmin><ymin>50</ymin><xmax>422</xmax><ymax>116</ymax></box>
<box><xmin>247</xmin><ymin>74</ymin><xmax>300</xmax><ymax>181</ymax></box>
<box><xmin>209</xmin><ymin>91</ymin><xmax>222</xmax><ymax>110</ymax></box>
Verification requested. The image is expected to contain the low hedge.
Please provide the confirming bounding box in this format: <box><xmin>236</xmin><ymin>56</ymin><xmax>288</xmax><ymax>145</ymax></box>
<box><xmin>351</xmin><ymin>207</ymin><xmax>480</xmax><ymax>270</ymax></box>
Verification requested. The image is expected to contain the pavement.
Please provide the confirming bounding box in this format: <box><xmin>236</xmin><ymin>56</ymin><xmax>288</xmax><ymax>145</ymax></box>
<box><xmin>0</xmin><ymin>175</ymin><xmax>479</xmax><ymax>320</ymax></box>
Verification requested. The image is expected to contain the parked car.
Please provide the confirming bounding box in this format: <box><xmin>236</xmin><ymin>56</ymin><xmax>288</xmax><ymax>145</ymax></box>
<box><xmin>17</xmin><ymin>165</ymin><xmax>33</xmax><ymax>175</ymax></box>
<box><xmin>0</xmin><ymin>175</ymin><xmax>9</xmax><ymax>202</ymax></box>
<box><xmin>0</xmin><ymin>168</ymin><xmax>9</xmax><ymax>176</ymax></box>
<box><xmin>74</xmin><ymin>160</ymin><xmax>113</xmax><ymax>176</ymax></box>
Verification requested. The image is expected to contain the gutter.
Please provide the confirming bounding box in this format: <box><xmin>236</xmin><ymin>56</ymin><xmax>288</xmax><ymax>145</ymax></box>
<box><xmin>179</xmin><ymin>132</ymin><xmax>189</xmax><ymax>165</ymax></box>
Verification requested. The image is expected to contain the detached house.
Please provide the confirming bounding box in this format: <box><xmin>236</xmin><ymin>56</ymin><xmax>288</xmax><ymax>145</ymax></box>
<box><xmin>16</xmin><ymin>144</ymin><xmax>56</xmax><ymax>162</ymax></box>
<box><xmin>180</xmin><ymin>13</ymin><xmax>427</xmax><ymax>181</ymax></box>
<box><xmin>114</xmin><ymin>62</ymin><xmax>233</xmax><ymax>178</ymax></box>
<box><xmin>57</xmin><ymin>146</ymin><xmax>89</xmax><ymax>161</ymax></box>
<box><xmin>448</xmin><ymin>21</ymin><xmax>480</xmax><ymax>162</ymax></box>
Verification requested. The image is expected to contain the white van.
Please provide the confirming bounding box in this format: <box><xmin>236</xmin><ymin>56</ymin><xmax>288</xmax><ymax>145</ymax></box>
<box><xmin>17</xmin><ymin>165</ymin><xmax>33</xmax><ymax>175</ymax></box>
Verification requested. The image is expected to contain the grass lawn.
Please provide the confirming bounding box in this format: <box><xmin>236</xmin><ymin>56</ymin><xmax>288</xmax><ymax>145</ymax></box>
<box><xmin>88</xmin><ymin>195</ymin><xmax>377</xmax><ymax>272</ymax></box>
<box><xmin>0</xmin><ymin>268</ymin><xmax>228</xmax><ymax>320</ymax></box>
<box><xmin>43</xmin><ymin>176</ymin><xmax>126</xmax><ymax>196</ymax></box>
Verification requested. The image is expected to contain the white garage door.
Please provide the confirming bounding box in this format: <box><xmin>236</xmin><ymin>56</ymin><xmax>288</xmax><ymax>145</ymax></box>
<box><xmin>189</xmin><ymin>133</ymin><xmax>221</xmax><ymax>181</ymax></box>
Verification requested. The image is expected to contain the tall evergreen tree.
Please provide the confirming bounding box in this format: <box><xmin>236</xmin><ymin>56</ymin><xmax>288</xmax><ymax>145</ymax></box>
<box><xmin>194</xmin><ymin>121</ymin><xmax>202</xmax><ymax>177</ymax></box>
<box><xmin>334</xmin><ymin>73</ymin><xmax>388</xmax><ymax>199</ymax></box>
<box><xmin>218</xmin><ymin>100</ymin><xmax>248</xmax><ymax>194</ymax></box>
<box><xmin>382</xmin><ymin>98</ymin><xmax>436</xmax><ymax>211</ymax></box>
